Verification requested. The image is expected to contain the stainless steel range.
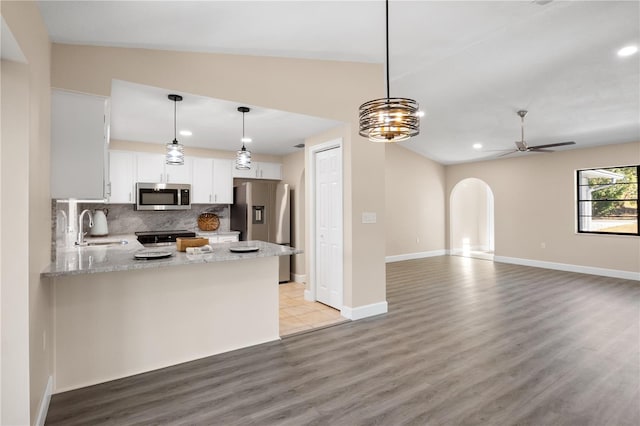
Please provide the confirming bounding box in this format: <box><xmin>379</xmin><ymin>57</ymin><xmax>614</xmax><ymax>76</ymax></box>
<box><xmin>135</xmin><ymin>230</ymin><xmax>196</xmax><ymax>247</ymax></box>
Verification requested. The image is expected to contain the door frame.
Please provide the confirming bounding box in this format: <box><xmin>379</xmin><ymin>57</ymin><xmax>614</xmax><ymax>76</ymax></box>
<box><xmin>306</xmin><ymin>138</ymin><xmax>343</xmax><ymax>311</ymax></box>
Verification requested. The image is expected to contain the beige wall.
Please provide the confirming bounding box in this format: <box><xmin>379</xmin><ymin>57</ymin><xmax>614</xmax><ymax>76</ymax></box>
<box><xmin>446</xmin><ymin>142</ymin><xmax>640</xmax><ymax>273</ymax></box>
<box><xmin>281</xmin><ymin>149</ymin><xmax>306</xmax><ymax>279</ymax></box>
<box><xmin>385</xmin><ymin>144</ymin><xmax>446</xmax><ymax>257</ymax></box>
<box><xmin>1</xmin><ymin>1</ymin><xmax>52</xmax><ymax>424</ymax></box>
<box><xmin>51</xmin><ymin>44</ymin><xmax>386</xmax><ymax>310</ymax></box>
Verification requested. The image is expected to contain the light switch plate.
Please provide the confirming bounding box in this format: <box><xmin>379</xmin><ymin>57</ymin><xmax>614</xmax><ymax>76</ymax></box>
<box><xmin>362</xmin><ymin>212</ymin><xmax>377</xmax><ymax>224</ymax></box>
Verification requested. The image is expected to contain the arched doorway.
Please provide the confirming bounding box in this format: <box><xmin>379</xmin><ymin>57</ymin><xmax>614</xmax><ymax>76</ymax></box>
<box><xmin>450</xmin><ymin>178</ymin><xmax>494</xmax><ymax>261</ymax></box>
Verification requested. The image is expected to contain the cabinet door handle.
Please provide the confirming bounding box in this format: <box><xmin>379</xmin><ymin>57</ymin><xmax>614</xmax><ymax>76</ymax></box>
<box><xmin>128</xmin><ymin>192</ymin><xmax>132</xmax><ymax>202</ymax></box>
<box><xmin>214</xmin><ymin>194</ymin><xmax>217</xmax><ymax>203</ymax></box>
<box><xmin>209</xmin><ymin>194</ymin><xmax>212</xmax><ymax>203</ymax></box>
<box><xmin>160</xmin><ymin>173</ymin><xmax>163</xmax><ymax>182</ymax></box>
<box><xmin>166</xmin><ymin>173</ymin><xmax>170</xmax><ymax>182</ymax></box>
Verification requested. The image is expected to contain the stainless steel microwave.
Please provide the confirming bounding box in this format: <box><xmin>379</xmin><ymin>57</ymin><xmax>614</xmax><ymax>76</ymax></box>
<box><xmin>136</xmin><ymin>183</ymin><xmax>191</xmax><ymax>211</ymax></box>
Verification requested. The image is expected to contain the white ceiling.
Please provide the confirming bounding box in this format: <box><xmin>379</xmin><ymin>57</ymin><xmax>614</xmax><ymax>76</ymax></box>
<box><xmin>110</xmin><ymin>80</ymin><xmax>341</xmax><ymax>155</ymax></box>
<box><xmin>38</xmin><ymin>1</ymin><xmax>640</xmax><ymax>164</ymax></box>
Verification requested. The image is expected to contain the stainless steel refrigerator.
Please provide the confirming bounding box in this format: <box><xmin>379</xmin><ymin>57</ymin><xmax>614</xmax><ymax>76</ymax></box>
<box><xmin>231</xmin><ymin>182</ymin><xmax>291</xmax><ymax>282</ymax></box>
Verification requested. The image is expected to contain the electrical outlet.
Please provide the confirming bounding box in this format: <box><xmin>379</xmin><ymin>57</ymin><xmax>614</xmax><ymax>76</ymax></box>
<box><xmin>540</xmin><ymin>242</ymin><xmax>546</xmax><ymax>249</ymax></box>
<box><xmin>416</xmin><ymin>236</ymin><xmax>420</xmax><ymax>244</ymax></box>
<box><xmin>362</xmin><ymin>212</ymin><xmax>377</xmax><ymax>224</ymax></box>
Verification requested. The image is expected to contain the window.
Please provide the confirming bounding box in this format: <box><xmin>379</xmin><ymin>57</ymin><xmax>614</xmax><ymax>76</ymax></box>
<box><xmin>577</xmin><ymin>165</ymin><xmax>638</xmax><ymax>235</ymax></box>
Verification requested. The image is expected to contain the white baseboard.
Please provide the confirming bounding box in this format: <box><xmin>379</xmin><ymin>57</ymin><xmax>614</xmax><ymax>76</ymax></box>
<box><xmin>341</xmin><ymin>301</ymin><xmax>388</xmax><ymax>320</ymax></box>
<box><xmin>494</xmin><ymin>256</ymin><xmax>640</xmax><ymax>281</ymax></box>
<box><xmin>304</xmin><ymin>289</ymin><xmax>314</xmax><ymax>301</ymax></box>
<box><xmin>291</xmin><ymin>273</ymin><xmax>306</xmax><ymax>283</ymax></box>
<box><xmin>385</xmin><ymin>250</ymin><xmax>447</xmax><ymax>263</ymax></box>
<box><xmin>35</xmin><ymin>375</ymin><xmax>53</xmax><ymax>426</ymax></box>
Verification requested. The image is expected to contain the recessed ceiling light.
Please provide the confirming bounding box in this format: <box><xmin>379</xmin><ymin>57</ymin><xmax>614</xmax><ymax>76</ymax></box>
<box><xmin>179</xmin><ymin>130</ymin><xmax>192</xmax><ymax>136</ymax></box>
<box><xmin>473</xmin><ymin>143</ymin><xmax>483</xmax><ymax>150</ymax></box>
<box><xmin>617</xmin><ymin>45</ymin><xmax>638</xmax><ymax>57</ymax></box>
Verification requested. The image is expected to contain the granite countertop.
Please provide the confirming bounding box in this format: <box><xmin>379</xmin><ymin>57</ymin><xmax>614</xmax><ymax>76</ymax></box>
<box><xmin>43</xmin><ymin>235</ymin><xmax>302</xmax><ymax>278</ymax></box>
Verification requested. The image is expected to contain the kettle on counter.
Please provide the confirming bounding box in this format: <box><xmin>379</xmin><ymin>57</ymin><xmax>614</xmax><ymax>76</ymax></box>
<box><xmin>90</xmin><ymin>208</ymin><xmax>109</xmax><ymax>237</ymax></box>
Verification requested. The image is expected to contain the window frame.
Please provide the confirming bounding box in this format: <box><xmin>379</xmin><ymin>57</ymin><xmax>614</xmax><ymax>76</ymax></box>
<box><xmin>576</xmin><ymin>165</ymin><xmax>639</xmax><ymax>236</ymax></box>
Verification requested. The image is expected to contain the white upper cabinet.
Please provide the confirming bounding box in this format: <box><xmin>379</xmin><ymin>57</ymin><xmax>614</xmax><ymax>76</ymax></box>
<box><xmin>258</xmin><ymin>162</ymin><xmax>282</xmax><ymax>180</ymax></box>
<box><xmin>191</xmin><ymin>157</ymin><xmax>214</xmax><ymax>203</ymax></box>
<box><xmin>231</xmin><ymin>161</ymin><xmax>282</xmax><ymax>180</ymax></box>
<box><xmin>212</xmin><ymin>158</ymin><xmax>233</xmax><ymax>204</ymax></box>
<box><xmin>51</xmin><ymin>90</ymin><xmax>109</xmax><ymax>199</ymax></box>
<box><xmin>136</xmin><ymin>152</ymin><xmax>192</xmax><ymax>184</ymax></box>
<box><xmin>191</xmin><ymin>158</ymin><xmax>233</xmax><ymax>204</ymax></box>
<box><xmin>108</xmin><ymin>151</ymin><xmax>135</xmax><ymax>203</ymax></box>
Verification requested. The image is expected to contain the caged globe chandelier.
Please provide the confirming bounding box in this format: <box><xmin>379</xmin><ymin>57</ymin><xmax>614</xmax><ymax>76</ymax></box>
<box><xmin>166</xmin><ymin>94</ymin><xmax>185</xmax><ymax>165</ymax></box>
<box><xmin>235</xmin><ymin>106</ymin><xmax>252</xmax><ymax>170</ymax></box>
<box><xmin>358</xmin><ymin>0</ymin><xmax>420</xmax><ymax>142</ymax></box>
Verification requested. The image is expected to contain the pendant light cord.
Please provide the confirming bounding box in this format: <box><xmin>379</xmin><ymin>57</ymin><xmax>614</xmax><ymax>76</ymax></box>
<box><xmin>386</xmin><ymin>0</ymin><xmax>390</xmax><ymax>100</ymax></box>
<box><xmin>242</xmin><ymin>111</ymin><xmax>246</xmax><ymax>148</ymax></box>
<box><xmin>173</xmin><ymin>99</ymin><xmax>177</xmax><ymax>144</ymax></box>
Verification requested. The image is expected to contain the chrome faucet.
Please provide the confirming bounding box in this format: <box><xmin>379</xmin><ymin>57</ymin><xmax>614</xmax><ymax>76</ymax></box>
<box><xmin>76</xmin><ymin>209</ymin><xmax>94</xmax><ymax>246</ymax></box>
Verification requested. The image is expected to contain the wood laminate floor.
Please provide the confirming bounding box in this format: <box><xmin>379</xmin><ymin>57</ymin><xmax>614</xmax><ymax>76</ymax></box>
<box><xmin>46</xmin><ymin>256</ymin><xmax>640</xmax><ymax>425</ymax></box>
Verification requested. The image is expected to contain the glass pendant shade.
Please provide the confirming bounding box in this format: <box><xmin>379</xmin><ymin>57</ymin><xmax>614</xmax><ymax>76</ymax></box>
<box><xmin>166</xmin><ymin>94</ymin><xmax>184</xmax><ymax>165</ymax></box>
<box><xmin>358</xmin><ymin>0</ymin><xmax>420</xmax><ymax>143</ymax></box>
<box><xmin>236</xmin><ymin>145</ymin><xmax>251</xmax><ymax>170</ymax></box>
<box><xmin>166</xmin><ymin>140</ymin><xmax>184</xmax><ymax>165</ymax></box>
<box><xmin>236</xmin><ymin>106</ymin><xmax>252</xmax><ymax>170</ymax></box>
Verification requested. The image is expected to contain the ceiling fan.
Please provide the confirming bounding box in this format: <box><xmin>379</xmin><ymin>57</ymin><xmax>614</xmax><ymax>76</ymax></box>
<box><xmin>497</xmin><ymin>110</ymin><xmax>576</xmax><ymax>157</ymax></box>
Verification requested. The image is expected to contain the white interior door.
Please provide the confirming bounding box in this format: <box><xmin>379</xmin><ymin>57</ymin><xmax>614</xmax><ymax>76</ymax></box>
<box><xmin>315</xmin><ymin>147</ymin><xmax>342</xmax><ymax>309</ymax></box>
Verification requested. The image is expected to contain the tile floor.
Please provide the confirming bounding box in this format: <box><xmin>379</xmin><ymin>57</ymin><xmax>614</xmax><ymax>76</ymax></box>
<box><xmin>279</xmin><ymin>282</ymin><xmax>347</xmax><ymax>336</ymax></box>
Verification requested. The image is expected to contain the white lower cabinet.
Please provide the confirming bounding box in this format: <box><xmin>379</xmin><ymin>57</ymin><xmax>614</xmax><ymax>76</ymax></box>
<box><xmin>108</xmin><ymin>151</ymin><xmax>135</xmax><ymax>203</ymax></box>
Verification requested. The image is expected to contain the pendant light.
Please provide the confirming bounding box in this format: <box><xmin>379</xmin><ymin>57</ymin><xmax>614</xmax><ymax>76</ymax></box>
<box><xmin>358</xmin><ymin>0</ymin><xmax>420</xmax><ymax>142</ymax></box>
<box><xmin>166</xmin><ymin>94</ymin><xmax>184</xmax><ymax>165</ymax></box>
<box><xmin>236</xmin><ymin>106</ymin><xmax>252</xmax><ymax>170</ymax></box>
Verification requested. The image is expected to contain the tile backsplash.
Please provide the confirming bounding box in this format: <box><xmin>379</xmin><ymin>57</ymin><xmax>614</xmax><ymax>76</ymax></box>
<box><xmin>52</xmin><ymin>201</ymin><xmax>231</xmax><ymax>255</ymax></box>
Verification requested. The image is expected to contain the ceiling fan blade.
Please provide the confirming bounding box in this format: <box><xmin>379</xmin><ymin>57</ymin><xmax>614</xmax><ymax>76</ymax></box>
<box><xmin>528</xmin><ymin>148</ymin><xmax>555</xmax><ymax>153</ymax></box>
<box><xmin>527</xmin><ymin>141</ymin><xmax>576</xmax><ymax>150</ymax></box>
<box><xmin>497</xmin><ymin>150</ymin><xmax>518</xmax><ymax>157</ymax></box>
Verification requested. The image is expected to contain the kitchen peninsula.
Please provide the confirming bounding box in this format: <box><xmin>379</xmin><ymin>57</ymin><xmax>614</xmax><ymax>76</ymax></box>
<box><xmin>43</xmin><ymin>238</ymin><xmax>301</xmax><ymax>393</ymax></box>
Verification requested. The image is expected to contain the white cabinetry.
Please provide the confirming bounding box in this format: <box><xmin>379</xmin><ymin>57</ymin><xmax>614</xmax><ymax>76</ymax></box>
<box><xmin>51</xmin><ymin>90</ymin><xmax>109</xmax><ymax>199</ymax></box>
<box><xmin>108</xmin><ymin>151</ymin><xmax>135</xmax><ymax>203</ymax></box>
<box><xmin>212</xmin><ymin>159</ymin><xmax>233</xmax><ymax>203</ymax></box>
<box><xmin>136</xmin><ymin>153</ymin><xmax>192</xmax><ymax>184</ymax></box>
<box><xmin>191</xmin><ymin>158</ymin><xmax>233</xmax><ymax>204</ymax></box>
<box><xmin>232</xmin><ymin>161</ymin><xmax>282</xmax><ymax>180</ymax></box>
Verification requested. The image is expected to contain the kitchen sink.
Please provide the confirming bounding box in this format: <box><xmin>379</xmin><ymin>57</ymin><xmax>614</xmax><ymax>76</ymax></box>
<box><xmin>86</xmin><ymin>240</ymin><xmax>129</xmax><ymax>247</ymax></box>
